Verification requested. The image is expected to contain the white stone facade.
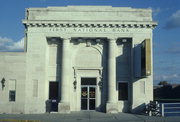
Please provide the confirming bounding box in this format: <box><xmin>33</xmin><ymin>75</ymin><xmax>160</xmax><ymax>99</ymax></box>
<box><xmin>0</xmin><ymin>6</ymin><xmax>157</xmax><ymax>114</ymax></box>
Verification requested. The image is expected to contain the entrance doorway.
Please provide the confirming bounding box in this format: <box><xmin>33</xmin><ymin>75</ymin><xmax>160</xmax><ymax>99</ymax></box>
<box><xmin>81</xmin><ymin>78</ymin><xmax>96</xmax><ymax>110</ymax></box>
<box><xmin>49</xmin><ymin>82</ymin><xmax>59</xmax><ymax>112</ymax></box>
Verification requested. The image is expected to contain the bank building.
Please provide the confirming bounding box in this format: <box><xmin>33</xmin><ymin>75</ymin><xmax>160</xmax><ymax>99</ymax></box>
<box><xmin>0</xmin><ymin>6</ymin><xmax>157</xmax><ymax>114</ymax></box>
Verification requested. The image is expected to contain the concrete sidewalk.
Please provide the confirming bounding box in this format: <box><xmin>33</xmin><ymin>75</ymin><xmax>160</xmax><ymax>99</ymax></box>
<box><xmin>0</xmin><ymin>111</ymin><xmax>180</xmax><ymax>122</ymax></box>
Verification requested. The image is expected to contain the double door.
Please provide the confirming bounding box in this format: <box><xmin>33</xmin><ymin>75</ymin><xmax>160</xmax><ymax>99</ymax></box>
<box><xmin>81</xmin><ymin>86</ymin><xmax>96</xmax><ymax>110</ymax></box>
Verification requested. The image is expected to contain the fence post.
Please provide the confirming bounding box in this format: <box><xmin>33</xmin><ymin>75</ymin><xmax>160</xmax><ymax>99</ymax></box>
<box><xmin>162</xmin><ymin>103</ymin><xmax>164</xmax><ymax>117</ymax></box>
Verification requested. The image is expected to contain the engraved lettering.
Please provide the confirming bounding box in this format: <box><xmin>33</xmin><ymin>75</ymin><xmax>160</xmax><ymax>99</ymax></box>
<box><xmin>94</xmin><ymin>29</ymin><xmax>98</xmax><ymax>32</ymax></box>
<box><xmin>49</xmin><ymin>27</ymin><xmax>130</xmax><ymax>33</ymax></box>
<box><xmin>74</xmin><ymin>28</ymin><xmax>77</xmax><ymax>32</ymax></box>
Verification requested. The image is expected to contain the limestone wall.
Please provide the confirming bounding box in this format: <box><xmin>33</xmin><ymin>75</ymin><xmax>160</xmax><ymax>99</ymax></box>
<box><xmin>131</xmin><ymin>32</ymin><xmax>153</xmax><ymax>113</ymax></box>
<box><xmin>0</xmin><ymin>52</ymin><xmax>26</xmax><ymax>113</ymax></box>
<box><xmin>24</xmin><ymin>33</ymin><xmax>48</xmax><ymax>113</ymax></box>
<box><xmin>27</xmin><ymin>6</ymin><xmax>152</xmax><ymax>21</ymax></box>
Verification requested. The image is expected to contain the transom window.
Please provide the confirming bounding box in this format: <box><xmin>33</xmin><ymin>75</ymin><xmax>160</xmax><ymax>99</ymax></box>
<box><xmin>81</xmin><ymin>78</ymin><xmax>96</xmax><ymax>85</ymax></box>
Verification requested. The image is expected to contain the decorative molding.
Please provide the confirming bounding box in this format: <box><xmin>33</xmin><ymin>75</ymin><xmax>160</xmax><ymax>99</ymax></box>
<box><xmin>72</xmin><ymin>67</ymin><xmax>103</xmax><ymax>90</ymax></box>
<box><xmin>73</xmin><ymin>67</ymin><xmax>103</xmax><ymax>78</ymax></box>
<box><xmin>47</xmin><ymin>37</ymin><xmax>61</xmax><ymax>45</ymax></box>
<box><xmin>23</xmin><ymin>21</ymin><xmax>157</xmax><ymax>29</ymax></box>
<box><xmin>86</xmin><ymin>40</ymin><xmax>91</xmax><ymax>47</ymax></box>
<box><xmin>108</xmin><ymin>38</ymin><xmax>118</xmax><ymax>41</ymax></box>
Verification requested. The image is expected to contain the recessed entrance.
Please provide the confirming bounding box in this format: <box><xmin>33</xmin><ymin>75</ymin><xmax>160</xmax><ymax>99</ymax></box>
<box><xmin>49</xmin><ymin>82</ymin><xmax>59</xmax><ymax>112</ymax></box>
<box><xmin>81</xmin><ymin>78</ymin><xmax>96</xmax><ymax>110</ymax></box>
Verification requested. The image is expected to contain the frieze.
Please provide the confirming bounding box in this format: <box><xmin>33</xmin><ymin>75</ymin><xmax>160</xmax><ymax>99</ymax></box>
<box><xmin>49</xmin><ymin>28</ymin><xmax>129</xmax><ymax>33</ymax></box>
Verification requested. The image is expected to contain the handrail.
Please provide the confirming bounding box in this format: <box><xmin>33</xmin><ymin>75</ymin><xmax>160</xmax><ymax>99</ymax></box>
<box><xmin>161</xmin><ymin>103</ymin><xmax>180</xmax><ymax>117</ymax></box>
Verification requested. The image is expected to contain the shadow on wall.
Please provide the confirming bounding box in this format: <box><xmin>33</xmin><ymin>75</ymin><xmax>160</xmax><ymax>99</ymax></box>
<box><xmin>131</xmin><ymin>103</ymin><xmax>146</xmax><ymax>114</ymax></box>
<box><xmin>101</xmin><ymin>39</ymin><xmax>108</xmax><ymax>113</ymax></box>
<box><xmin>122</xmin><ymin>101</ymin><xmax>131</xmax><ymax>113</ymax></box>
<box><xmin>96</xmin><ymin>104</ymin><xmax>106</xmax><ymax>113</ymax></box>
<box><xmin>45</xmin><ymin>100</ymin><xmax>51</xmax><ymax>113</ymax></box>
<box><xmin>116</xmin><ymin>38</ymin><xmax>132</xmax><ymax>90</ymax></box>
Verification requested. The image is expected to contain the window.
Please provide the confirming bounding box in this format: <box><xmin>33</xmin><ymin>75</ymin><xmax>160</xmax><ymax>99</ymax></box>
<box><xmin>9</xmin><ymin>79</ymin><xmax>16</xmax><ymax>102</ymax></box>
<box><xmin>118</xmin><ymin>83</ymin><xmax>128</xmax><ymax>100</ymax></box>
<box><xmin>141</xmin><ymin>39</ymin><xmax>151</xmax><ymax>77</ymax></box>
<box><xmin>9</xmin><ymin>90</ymin><xmax>16</xmax><ymax>102</ymax></box>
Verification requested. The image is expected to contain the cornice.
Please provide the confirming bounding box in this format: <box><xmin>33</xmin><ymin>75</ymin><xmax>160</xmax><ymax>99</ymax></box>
<box><xmin>23</xmin><ymin>20</ymin><xmax>157</xmax><ymax>29</ymax></box>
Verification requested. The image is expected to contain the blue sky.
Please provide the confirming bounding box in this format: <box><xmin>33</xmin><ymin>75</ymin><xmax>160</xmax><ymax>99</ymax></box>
<box><xmin>0</xmin><ymin>0</ymin><xmax>180</xmax><ymax>85</ymax></box>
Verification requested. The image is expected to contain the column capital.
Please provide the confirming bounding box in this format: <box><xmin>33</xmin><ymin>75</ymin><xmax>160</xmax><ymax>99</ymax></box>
<box><xmin>107</xmin><ymin>37</ymin><xmax>118</xmax><ymax>42</ymax></box>
<box><xmin>62</xmin><ymin>38</ymin><xmax>71</xmax><ymax>40</ymax></box>
<box><xmin>61</xmin><ymin>36</ymin><xmax>71</xmax><ymax>41</ymax></box>
<box><xmin>47</xmin><ymin>37</ymin><xmax>61</xmax><ymax>45</ymax></box>
<box><xmin>61</xmin><ymin>38</ymin><xmax>71</xmax><ymax>45</ymax></box>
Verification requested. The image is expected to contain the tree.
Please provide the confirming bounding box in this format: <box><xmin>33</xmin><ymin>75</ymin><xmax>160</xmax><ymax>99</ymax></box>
<box><xmin>158</xmin><ymin>81</ymin><xmax>169</xmax><ymax>86</ymax></box>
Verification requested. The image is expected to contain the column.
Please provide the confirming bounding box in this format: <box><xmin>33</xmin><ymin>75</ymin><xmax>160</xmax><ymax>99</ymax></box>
<box><xmin>58</xmin><ymin>38</ymin><xmax>70</xmax><ymax>113</ymax></box>
<box><xmin>106</xmin><ymin>38</ymin><xmax>118</xmax><ymax>113</ymax></box>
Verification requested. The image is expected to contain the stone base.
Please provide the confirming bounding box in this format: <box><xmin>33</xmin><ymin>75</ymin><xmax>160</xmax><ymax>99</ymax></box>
<box><xmin>58</xmin><ymin>102</ymin><xmax>70</xmax><ymax>113</ymax></box>
<box><xmin>106</xmin><ymin>103</ymin><xmax>118</xmax><ymax>113</ymax></box>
